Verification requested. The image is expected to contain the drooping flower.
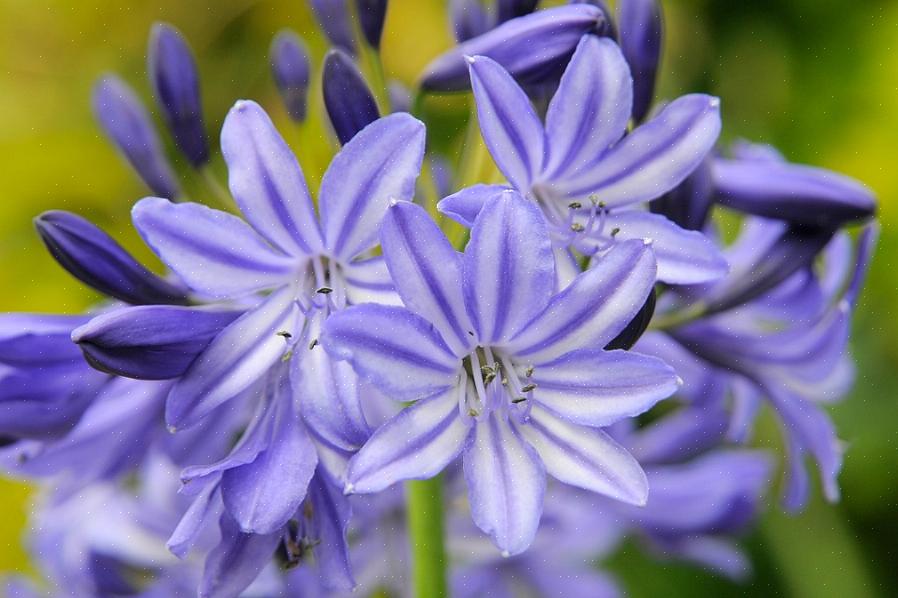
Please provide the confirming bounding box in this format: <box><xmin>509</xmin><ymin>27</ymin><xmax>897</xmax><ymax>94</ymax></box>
<box><xmin>439</xmin><ymin>35</ymin><xmax>727</xmax><ymax>284</ymax></box>
<box><xmin>322</xmin><ymin>192</ymin><xmax>678</xmax><ymax>555</ymax></box>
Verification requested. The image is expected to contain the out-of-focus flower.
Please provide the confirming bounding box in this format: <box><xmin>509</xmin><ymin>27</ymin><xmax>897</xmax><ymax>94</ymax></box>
<box><xmin>270</xmin><ymin>30</ymin><xmax>312</xmax><ymax>122</ymax></box>
<box><xmin>617</xmin><ymin>0</ymin><xmax>662</xmax><ymax>122</ymax></box>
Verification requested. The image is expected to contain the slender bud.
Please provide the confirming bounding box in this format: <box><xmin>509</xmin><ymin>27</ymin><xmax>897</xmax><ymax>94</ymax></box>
<box><xmin>148</xmin><ymin>23</ymin><xmax>209</xmax><ymax>167</ymax></box>
<box><xmin>311</xmin><ymin>0</ymin><xmax>357</xmax><ymax>55</ymax></box>
<box><xmin>34</xmin><ymin>210</ymin><xmax>190</xmax><ymax>306</ymax></box>
<box><xmin>617</xmin><ymin>0</ymin><xmax>662</xmax><ymax>122</ymax></box>
<box><xmin>356</xmin><ymin>0</ymin><xmax>388</xmax><ymax>49</ymax></box>
<box><xmin>450</xmin><ymin>0</ymin><xmax>490</xmax><ymax>42</ymax></box>
<box><xmin>323</xmin><ymin>49</ymin><xmax>380</xmax><ymax>144</ymax></box>
<box><xmin>270</xmin><ymin>30</ymin><xmax>312</xmax><ymax>122</ymax></box>
<box><xmin>91</xmin><ymin>76</ymin><xmax>180</xmax><ymax>199</ymax></box>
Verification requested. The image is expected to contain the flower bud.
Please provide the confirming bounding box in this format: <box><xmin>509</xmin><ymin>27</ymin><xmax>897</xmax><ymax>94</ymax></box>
<box><xmin>650</xmin><ymin>158</ymin><xmax>714</xmax><ymax>231</ymax></box>
<box><xmin>148</xmin><ymin>23</ymin><xmax>209</xmax><ymax>167</ymax></box>
<box><xmin>450</xmin><ymin>0</ymin><xmax>490</xmax><ymax>42</ymax></box>
<box><xmin>270</xmin><ymin>30</ymin><xmax>311</xmax><ymax>122</ymax></box>
<box><xmin>356</xmin><ymin>0</ymin><xmax>388</xmax><ymax>49</ymax></box>
<box><xmin>311</xmin><ymin>0</ymin><xmax>357</xmax><ymax>55</ymax></box>
<box><xmin>91</xmin><ymin>76</ymin><xmax>180</xmax><ymax>199</ymax></box>
<box><xmin>496</xmin><ymin>0</ymin><xmax>538</xmax><ymax>23</ymax></box>
<box><xmin>617</xmin><ymin>0</ymin><xmax>663</xmax><ymax>122</ymax></box>
<box><xmin>323</xmin><ymin>49</ymin><xmax>380</xmax><ymax>144</ymax></box>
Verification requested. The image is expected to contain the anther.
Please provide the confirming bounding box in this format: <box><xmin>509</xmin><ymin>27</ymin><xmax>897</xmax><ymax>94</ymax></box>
<box><xmin>308</xmin><ymin>338</ymin><xmax>319</xmax><ymax>350</ymax></box>
<box><xmin>524</xmin><ymin>365</ymin><xmax>534</xmax><ymax>378</ymax></box>
<box><xmin>570</xmin><ymin>222</ymin><xmax>585</xmax><ymax>233</ymax></box>
<box><xmin>316</xmin><ymin>286</ymin><xmax>333</xmax><ymax>294</ymax></box>
<box><xmin>520</xmin><ymin>382</ymin><xmax>537</xmax><ymax>393</ymax></box>
<box><xmin>282</xmin><ymin>349</ymin><xmax>294</xmax><ymax>362</ymax></box>
<box><xmin>277</xmin><ymin>330</ymin><xmax>292</xmax><ymax>339</ymax></box>
<box><xmin>568</xmin><ymin>201</ymin><xmax>582</xmax><ymax>210</ymax></box>
<box><xmin>610</xmin><ymin>227</ymin><xmax>620</xmax><ymax>237</ymax></box>
<box><xmin>511</xmin><ymin>397</ymin><xmax>527</xmax><ymax>404</ymax></box>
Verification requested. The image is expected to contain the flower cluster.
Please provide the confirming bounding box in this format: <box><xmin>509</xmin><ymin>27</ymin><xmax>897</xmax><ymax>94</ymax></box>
<box><xmin>1</xmin><ymin>2</ymin><xmax>877</xmax><ymax>597</ymax></box>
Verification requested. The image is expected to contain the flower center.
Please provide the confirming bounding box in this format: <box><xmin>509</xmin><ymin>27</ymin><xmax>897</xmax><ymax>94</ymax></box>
<box><xmin>460</xmin><ymin>347</ymin><xmax>536</xmax><ymax>419</ymax></box>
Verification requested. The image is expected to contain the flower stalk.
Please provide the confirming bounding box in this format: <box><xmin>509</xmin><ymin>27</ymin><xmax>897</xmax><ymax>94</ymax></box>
<box><xmin>406</xmin><ymin>476</ymin><xmax>448</xmax><ymax>598</ymax></box>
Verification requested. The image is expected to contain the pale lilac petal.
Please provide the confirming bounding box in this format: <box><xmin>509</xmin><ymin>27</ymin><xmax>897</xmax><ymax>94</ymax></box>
<box><xmin>544</xmin><ymin>36</ymin><xmax>632</xmax><ymax>181</ymax></box>
<box><xmin>380</xmin><ymin>201</ymin><xmax>474</xmax><ymax>355</ymax></box>
<box><xmin>510</xmin><ymin>239</ymin><xmax>656</xmax><ymax>363</ymax></box>
<box><xmin>529</xmin><ymin>349</ymin><xmax>677</xmax><ymax>427</ymax></box>
<box><xmin>604</xmin><ymin>210</ymin><xmax>728</xmax><ymax>284</ymax></box>
<box><xmin>437</xmin><ymin>184</ymin><xmax>509</xmax><ymax>228</ymax></box>
<box><xmin>305</xmin><ymin>472</ymin><xmax>355</xmax><ymax>590</ymax></box>
<box><xmin>468</xmin><ymin>55</ymin><xmax>545</xmax><ymax>192</ymax></box>
<box><xmin>463</xmin><ymin>412</ymin><xmax>545</xmax><ymax>556</ymax></box>
<box><xmin>319</xmin><ymin>113</ymin><xmax>425</xmax><ymax>260</ymax></box>
<box><xmin>132</xmin><ymin>198</ymin><xmax>295</xmax><ymax>298</ymax></box>
<box><xmin>168</xmin><ymin>482</ymin><xmax>220</xmax><ymax>558</ymax></box>
<box><xmin>346</xmin><ymin>389</ymin><xmax>471</xmax><ymax>493</ymax></box>
<box><xmin>522</xmin><ymin>404</ymin><xmax>648</xmax><ymax>505</ymax></box>
<box><xmin>199</xmin><ymin>513</ymin><xmax>280</xmax><ymax>598</ymax></box>
<box><xmin>342</xmin><ymin>256</ymin><xmax>401</xmax><ymax>306</ymax></box>
<box><xmin>166</xmin><ymin>288</ymin><xmax>299</xmax><ymax>430</ymax></box>
<box><xmin>463</xmin><ymin>191</ymin><xmax>555</xmax><ymax>344</ymax></box>
<box><xmin>221</xmin><ymin>100</ymin><xmax>324</xmax><ymax>256</ymax></box>
<box><xmin>557</xmin><ymin>94</ymin><xmax>721</xmax><ymax>205</ymax></box>
<box><xmin>321</xmin><ymin>304</ymin><xmax>460</xmax><ymax>402</ymax></box>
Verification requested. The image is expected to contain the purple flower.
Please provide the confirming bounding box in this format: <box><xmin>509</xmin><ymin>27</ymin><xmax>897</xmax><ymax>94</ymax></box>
<box><xmin>148</xmin><ymin>23</ymin><xmax>209</xmax><ymax>168</ymax></box>
<box><xmin>617</xmin><ymin>0</ymin><xmax>663</xmax><ymax>122</ymax></box>
<box><xmin>356</xmin><ymin>0</ymin><xmax>388</xmax><ymax>49</ymax></box>
<box><xmin>323</xmin><ymin>49</ymin><xmax>381</xmax><ymax>144</ymax></box>
<box><xmin>270</xmin><ymin>30</ymin><xmax>312</xmax><ymax>122</ymax></box>
<box><xmin>421</xmin><ymin>4</ymin><xmax>608</xmax><ymax>92</ymax></box>
<box><xmin>311</xmin><ymin>0</ymin><xmax>357</xmax><ymax>55</ymax></box>
<box><xmin>439</xmin><ymin>35</ymin><xmax>726</xmax><ymax>284</ymax></box>
<box><xmin>322</xmin><ymin>193</ymin><xmax>678</xmax><ymax>555</ymax></box>
<box><xmin>91</xmin><ymin>75</ymin><xmax>180</xmax><ymax>199</ymax></box>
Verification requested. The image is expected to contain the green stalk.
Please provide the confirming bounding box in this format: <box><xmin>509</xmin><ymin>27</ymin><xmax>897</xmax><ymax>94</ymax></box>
<box><xmin>406</xmin><ymin>476</ymin><xmax>448</xmax><ymax>598</ymax></box>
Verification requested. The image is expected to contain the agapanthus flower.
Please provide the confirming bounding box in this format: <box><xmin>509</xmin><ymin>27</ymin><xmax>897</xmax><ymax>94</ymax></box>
<box><xmin>322</xmin><ymin>192</ymin><xmax>679</xmax><ymax>555</ymax></box>
<box><xmin>323</xmin><ymin>48</ymin><xmax>381</xmax><ymax>144</ymax></box>
<box><xmin>270</xmin><ymin>30</ymin><xmax>312</xmax><ymax>123</ymax></box>
<box><xmin>439</xmin><ymin>35</ymin><xmax>727</xmax><ymax>284</ymax></box>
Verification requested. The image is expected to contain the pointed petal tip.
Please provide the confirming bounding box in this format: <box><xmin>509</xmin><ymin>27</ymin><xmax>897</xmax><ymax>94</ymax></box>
<box><xmin>343</xmin><ymin>482</ymin><xmax>355</xmax><ymax>495</ymax></box>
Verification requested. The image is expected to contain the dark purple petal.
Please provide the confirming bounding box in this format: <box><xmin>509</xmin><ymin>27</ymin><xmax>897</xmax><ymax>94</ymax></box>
<box><xmin>617</xmin><ymin>0</ymin><xmax>662</xmax><ymax>122</ymax></box>
<box><xmin>355</xmin><ymin>0</ymin><xmax>387</xmax><ymax>49</ymax></box>
<box><xmin>463</xmin><ymin>191</ymin><xmax>555</xmax><ymax>344</ymax></box>
<box><xmin>463</xmin><ymin>411</ymin><xmax>545</xmax><ymax>556</ymax></box>
<box><xmin>496</xmin><ymin>0</ymin><xmax>539</xmax><ymax>23</ymax></box>
<box><xmin>323</xmin><ymin>49</ymin><xmax>381</xmax><ymax>145</ymax></box>
<box><xmin>319</xmin><ymin>113</ymin><xmax>425</xmax><ymax>260</ymax></box>
<box><xmin>421</xmin><ymin>4</ymin><xmax>606</xmax><ymax>92</ymax></box>
<box><xmin>271</xmin><ymin>30</ymin><xmax>311</xmax><ymax>122</ymax></box>
<box><xmin>345</xmin><ymin>389</ymin><xmax>470</xmax><ymax>493</ymax></box>
<box><xmin>522</xmin><ymin>404</ymin><xmax>648</xmax><ymax>505</ymax></box>
<box><xmin>509</xmin><ymin>239</ymin><xmax>656</xmax><ymax>363</ymax></box>
<box><xmin>649</xmin><ymin>157</ymin><xmax>714</xmax><ymax>231</ymax></box>
<box><xmin>35</xmin><ymin>210</ymin><xmax>189</xmax><ymax>305</ymax></box>
<box><xmin>166</xmin><ymin>289</ymin><xmax>299</xmax><ymax>430</ymax></box>
<box><xmin>221</xmin><ymin>100</ymin><xmax>324</xmax><ymax>256</ymax></box>
<box><xmin>132</xmin><ymin>198</ymin><xmax>296</xmax><ymax>298</ymax></box>
<box><xmin>148</xmin><ymin>23</ymin><xmax>209</xmax><ymax>167</ymax></box>
<box><xmin>198</xmin><ymin>512</ymin><xmax>280</xmax><ymax>598</ymax></box>
<box><xmin>91</xmin><ymin>76</ymin><xmax>180</xmax><ymax>198</ymax></box>
<box><xmin>556</xmin><ymin>94</ymin><xmax>721</xmax><ymax>205</ymax></box>
<box><xmin>437</xmin><ymin>183</ymin><xmax>509</xmax><ymax>227</ymax></box>
<box><xmin>543</xmin><ymin>36</ymin><xmax>632</xmax><ymax>181</ymax></box>
<box><xmin>468</xmin><ymin>55</ymin><xmax>545</xmax><ymax>192</ymax></box>
<box><xmin>381</xmin><ymin>201</ymin><xmax>474</xmax><ymax>355</ymax></box>
<box><xmin>604</xmin><ymin>287</ymin><xmax>655</xmax><ymax>351</ymax></box>
<box><xmin>71</xmin><ymin>305</ymin><xmax>242</xmax><ymax>380</ymax></box>
<box><xmin>311</xmin><ymin>0</ymin><xmax>357</xmax><ymax>55</ymax></box>
<box><xmin>0</xmin><ymin>314</ymin><xmax>89</xmax><ymax>367</ymax></box>
<box><xmin>712</xmin><ymin>159</ymin><xmax>876</xmax><ymax>228</ymax></box>
<box><xmin>450</xmin><ymin>0</ymin><xmax>491</xmax><ymax>42</ymax></box>
<box><xmin>321</xmin><ymin>304</ymin><xmax>459</xmax><ymax>402</ymax></box>
<box><xmin>629</xmin><ymin>404</ymin><xmax>730</xmax><ymax>464</ymax></box>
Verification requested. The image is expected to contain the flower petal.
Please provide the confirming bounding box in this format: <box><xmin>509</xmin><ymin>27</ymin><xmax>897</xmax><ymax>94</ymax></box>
<box><xmin>166</xmin><ymin>288</ymin><xmax>299</xmax><ymax>430</ymax></box>
<box><xmin>468</xmin><ymin>55</ymin><xmax>545</xmax><ymax>192</ymax></box>
<box><xmin>544</xmin><ymin>36</ymin><xmax>632</xmax><ymax>181</ymax></box>
<box><xmin>617</xmin><ymin>0</ymin><xmax>662</xmax><ymax>122</ymax></box>
<box><xmin>321</xmin><ymin>304</ymin><xmax>459</xmax><ymax>402</ymax></box>
<box><xmin>463</xmin><ymin>411</ymin><xmax>545</xmax><ymax>556</ymax></box>
<box><xmin>530</xmin><ymin>349</ymin><xmax>677</xmax><ymax>427</ymax></box>
<box><xmin>342</xmin><ymin>255</ymin><xmax>402</xmax><ymax>306</ymax></box>
<box><xmin>198</xmin><ymin>513</ymin><xmax>280</xmax><ymax>598</ymax></box>
<box><xmin>221</xmin><ymin>100</ymin><xmax>324</xmax><ymax>256</ymax></box>
<box><xmin>510</xmin><ymin>239</ymin><xmax>657</xmax><ymax>363</ymax></box>
<box><xmin>437</xmin><ymin>183</ymin><xmax>510</xmax><ymax>228</ymax></box>
<box><xmin>380</xmin><ymin>201</ymin><xmax>474</xmax><ymax>355</ymax></box>
<box><xmin>319</xmin><ymin>113</ymin><xmax>425</xmax><ymax>260</ymax></box>
<box><xmin>345</xmin><ymin>388</ymin><xmax>471</xmax><ymax>493</ymax></box>
<box><xmin>522</xmin><ymin>404</ymin><xmax>647</xmax><ymax>505</ymax></box>
<box><xmin>556</xmin><ymin>94</ymin><xmax>721</xmax><ymax>205</ymax></box>
<box><xmin>463</xmin><ymin>190</ymin><xmax>555</xmax><ymax>344</ymax></box>
<box><xmin>132</xmin><ymin>198</ymin><xmax>295</xmax><ymax>298</ymax></box>
<box><xmin>0</xmin><ymin>314</ymin><xmax>88</xmax><ymax>367</ymax></box>
<box><xmin>304</xmin><ymin>471</ymin><xmax>355</xmax><ymax>590</ymax></box>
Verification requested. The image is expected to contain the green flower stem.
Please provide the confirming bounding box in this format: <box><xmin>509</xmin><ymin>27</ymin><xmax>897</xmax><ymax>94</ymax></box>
<box><xmin>406</xmin><ymin>476</ymin><xmax>448</xmax><ymax>598</ymax></box>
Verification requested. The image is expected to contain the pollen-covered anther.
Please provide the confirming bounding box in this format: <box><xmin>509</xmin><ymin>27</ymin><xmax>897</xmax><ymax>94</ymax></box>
<box><xmin>570</xmin><ymin>222</ymin><xmax>585</xmax><ymax>233</ymax></box>
<box><xmin>568</xmin><ymin>201</ymin><xmax>582</xmax><ymax>210</ymax></box>
<box><xmin>524</xmin><ymin>365</ymin><xmax>534</xmax><ymax>378</ymax></box>
<box><xmin>520</xmin><ymin>382</ymin><xmax>537</xmax><ymax>393</ymax></box>
<box><xmin>276</xmin><ymin>330</ymin><xmax>292</xmax><ymax>339</ymax></box>
<box><xmin>308</xmin><ymin>338</ymin><xmax>319</xmax><ymax>350</ymax></box>
<box><xmin>610</xmin><ymin>227</ymin><xmax>621</xmax><ymax>237</ymax></box>
<box><xmin>316</xmin><ymin>286</ymin><xmax>333</xmax><ymax>294</ymax></box>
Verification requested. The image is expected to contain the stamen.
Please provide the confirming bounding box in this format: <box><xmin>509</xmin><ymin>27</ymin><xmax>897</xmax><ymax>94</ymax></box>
<box><xmin>308</xmin><ymin>338</ymin><xmax>319</xmax><ymax>350</ymax></box>
<box><xmin>277</xmin><ymin>330</ymin><xmax>292</xmax><ymax>339</ymax></box>
<box><xmin>316</xmin><ymin>286</ymin><xmax>333</xmax><ymax>294</ymax></box>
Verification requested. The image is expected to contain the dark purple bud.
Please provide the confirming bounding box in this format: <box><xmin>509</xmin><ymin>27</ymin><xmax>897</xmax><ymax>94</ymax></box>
<box><xmin>270</xmin><ymin>30</ymin><xmax>312</xmax><ymax>122</ymax></box>
<box><xmin>72</xmin><ymin>305</ymin><xmax>241</xmax><ymax>380</ymax></box>
<box><xmin>323</xmin><ymin>49</ymin><xmax>381</xmax><ymax>144</ymax></box>
<box><xmin>148</xmin><ymin>23</ymin><xmax>209</xmax><ymax>167</ymax></box>
<box><xmin>450</xmin><ymin>0</ymin><xmax>491</xmax><ymax>42</ymax></box>
<box><xmin>605</xmin><ymin>288</ymin><xmax>656</xmax><ymax>351</ymax></box>
<box><xmin>356</xmin><ymin>0</ymin><xmax>388</xmax><ymax>49</ymax></box>
<box><xmin>311</xmin><ymin>0</ymin><xmax>357</xmax><ymax>55</ymax></box>
<box><xmin>91</xmin><ymin>76</ymin><xmax>180</xmax><ymax>199</ymax></box>
<box><xmin>712</xmin><ymin>158</ymin><xmax>876</xmax><ymax>228</ymax></box>
<box><xmin>706</xmin><ymin>225</ymin><xmax>836</xmax><ymax>314</ymax></box>
<box><xmin>421</xmin><ymin>4</ymin><xmax>607</xmax><ymax>92</ymax></box>
<box><xmin>650</xmin><ymin>158</ymin><xmax>714</xmax><ymax>231</ymax></box>
<box><xmin>617</xmin><ymin>0</ymin><xmax>662</xmax><ymax>122</ymax></box>
<box><xmin>34</xmin><ymin>210</ymin><xmax>190</xmax><ymax>306</ymax></box>
<box><xmin>497</xmin><ymin>0</ymin><xmax>539</xmax><ymax>23</ymax></box>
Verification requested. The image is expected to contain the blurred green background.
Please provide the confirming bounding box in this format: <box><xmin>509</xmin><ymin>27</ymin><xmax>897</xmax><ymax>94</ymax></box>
<box><xmin>0</xmin><ymin>0</ymin><xmax>896</xmax><ymax>595</ymax></box>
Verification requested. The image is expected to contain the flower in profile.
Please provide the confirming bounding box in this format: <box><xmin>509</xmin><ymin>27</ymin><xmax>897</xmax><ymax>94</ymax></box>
<box><xmin>439</xmin><ymin>35</ymin><xmax>727</xmax><ymax>284</ymax></box>
<box><xmin>322</xmin><ymin>192</ymin><xmax>679</xmax><ymax>555</ymax></box>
